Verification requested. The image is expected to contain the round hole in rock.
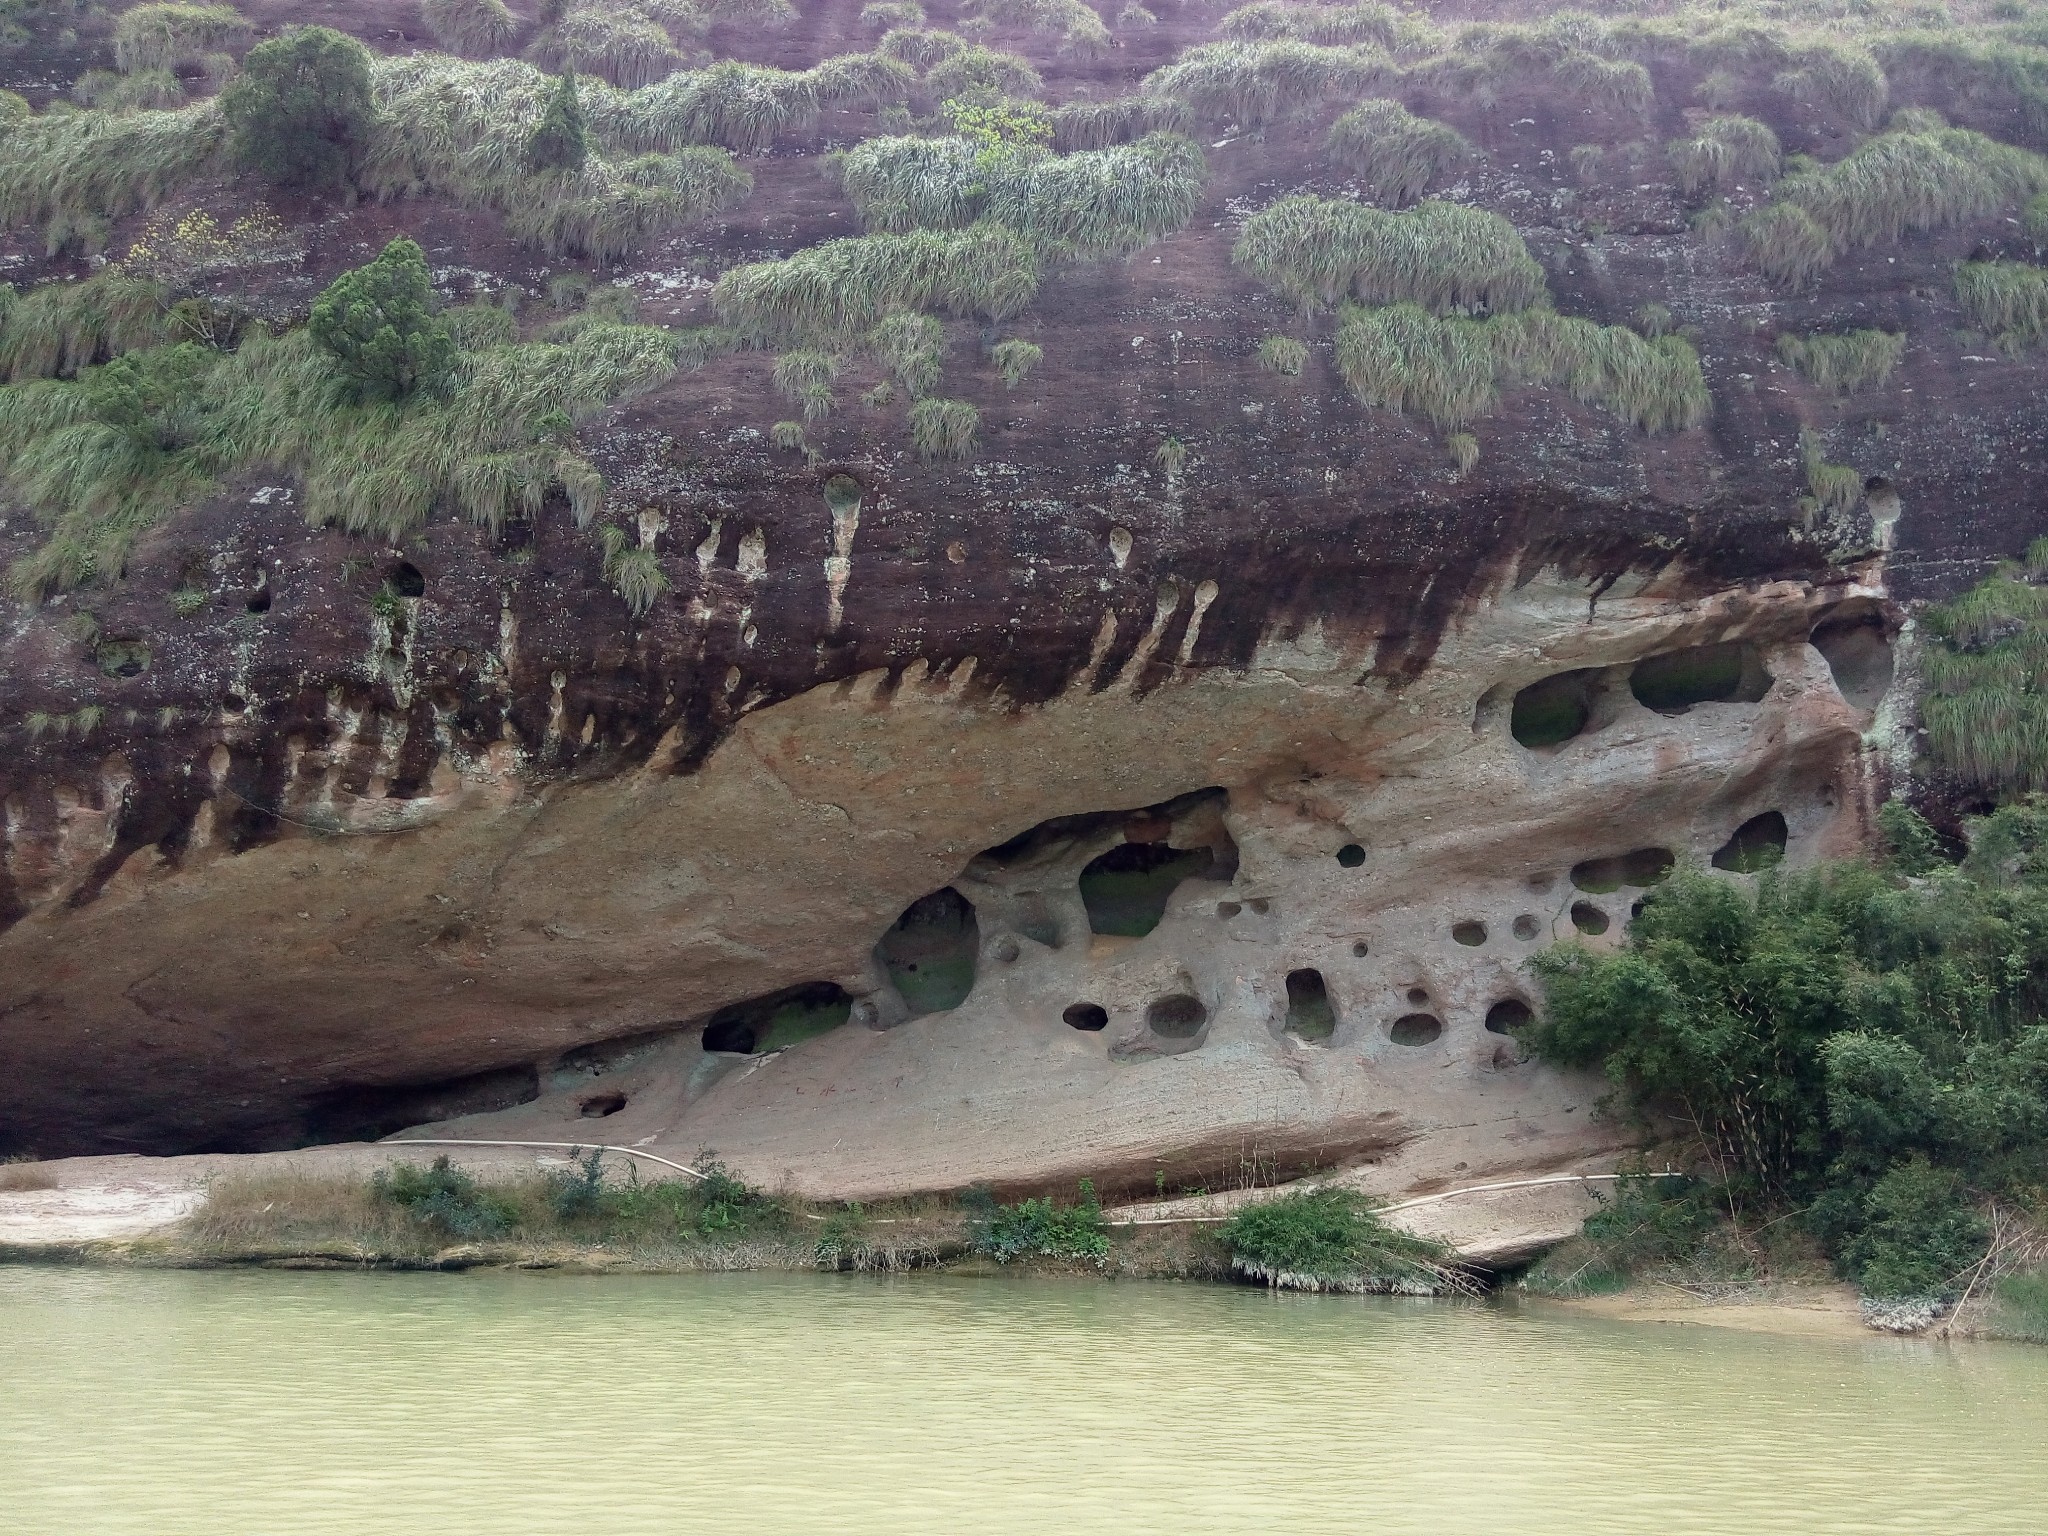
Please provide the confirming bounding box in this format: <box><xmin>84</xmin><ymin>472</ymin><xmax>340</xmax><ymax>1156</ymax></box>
<box><xmin>245</xmin><ymin>587</ymin><xmax>271</xmax><ymax>614</ymax></box>
<box><xmin>1511</xmin><ymin>669</ymin><xmax>1598</xmax><ymax>748</ymax></box>
<box><xmin>1352</xmin><ymin>939</ymin><xmax>1370</xmax><ymax>958</ymax></box>
<box><xmin>1079</xmin><ymin>842</ymin><xmax>1216</xmax><ymax>937</ymax></box>
<box><xmin>1284</xmin><ymin>967</ymin><xmax>1337</xmax><ymax>1042</ymax></box>
<box><xmin>1248</xmin><ymin>898</ymin><xmax>1271</xmax><ymax>915</ymax></box>
<box><xmin>822</xmin><ymin>473</ymin><xmax>863</xmax><ymax>512</ymax></box>
<box><xmin>1147</xmin><ymin>993</ymin><xmax>1207</xmax><ymax>1038</ymax></box>
<box><xmin>1216</xmin><ymin>901</ymin><xmax>1241</xmax><ymax>919</ymax></box>
<box><xmin>1485</xmin><ymin>998</ymin><xmax>1534</xmax><ymax>1034</ymax></box>
<box><xmin>578</xmin><ymin>1091</ymin><xmax>627</xmax><ymax>1118</ymax></box>
<box><xmin>94</xmin><ymin>637</ymin><xmax>151</xmax><ymax>678</ymax></box>
<box><xmin>1512</xmin><ymin>913</ymin><xmax>1541</xmax><ymax>940</ymax></box>
<box><xmin>990</xmin><ymin>936</ymin><xmax>1020</xmax><ymax>964</ymax></box>
<box><xmin>1491</xmin><ymin>1043</ymin><xmax>1519</xmax><ymax>1070</ymax></box>
<box><xmin>1390</xmin><ymin>1013</ymin><xmax>1443</xmax><ymax>1046</ymax></box>
<box><xmin>1335</xmin><ymin>843</ymin><xmax>1366</xmax><ymax>868</ymax></box>
<box><xmin>1863</xmin><ymin>475</ymin><xmax>1902</xmax><ymax>524</ymax></box>
<box><xmin>1406</xmin><ymin>986</ymin><xmax>1430</xmax><ymax>1005</ymax></box>
<box><xmin>1571</xmin><ymin>847</ymin><xmax>1675</xmax><ymax>893</ymax></box>
<box><xmin>1810</xmin><ymin>610</ymin><xmax>1894</xmax><ymax>711</ymax></box>
<box><xmin>1570</xmin><ymin>901</ymin><xmax>1610</xmax><ymax>936</ymax></box>
<box><xmin>388</xmin><ymin>560</ymin><xmax>426</xmax><ymax>598</ymax></box>
<box><xmin>1712</xmin><ymin>811</ymin><xmax>1789</xmax><ymax>873</ymax></box>
<box><xmin>1064</xmin><ymin>1002</ymin><xmax>1109</xmax><ymax>1031</ymax></box>
<box><xmin>222</xmin><ymin>693</ymin><xmax>246</xmax><ymax>714</ymax></box>
<box><xmin>1451</xmin><ymin>920</ymin><xmax>1487</xmax><ymax>947</ymax></box>
<box><xmin>876</xmin><ymin>887</ymin><xmax>979</xmax><ymax>1014</ymax></box>
<box><xmin>1629</xmin><ymin>642</ymin><xmax>1771</xmax><ymax>714</ymax></box>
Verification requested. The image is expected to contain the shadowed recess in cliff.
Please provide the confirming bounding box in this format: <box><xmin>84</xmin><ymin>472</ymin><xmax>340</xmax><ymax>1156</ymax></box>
<box><xmin>876</xmin><ymin>888</ymin><xmax>980</xmax><ymax>1015</ymax></box>
<box><xmin>1630</xmin><ymin>642</ymin><xmax>1773</xmax><ymax>714</ymax></box>
<box><xmin>1811</xmin><ymin>605</ymin><xmax>1895</xmax><ymax>710</ymax></box>
<box><xmin>303</xmin><ymin>1063</ymin><xmax>541</xmax><ymax>1146</ymax></box>
<box><xmin>1713</xmin><ymin>812</ymin><xmax>1789</xmax><ymax>872</ymax></box>
<box><xmin>1284</xmin><ymin>967</ymin><xmax>1337</xmax><ymax>1042</ymax></box>
<box><xmin>702</xmin><ymin>982</ymin><xmax>854</xmax><ymax>1054</ymax></box>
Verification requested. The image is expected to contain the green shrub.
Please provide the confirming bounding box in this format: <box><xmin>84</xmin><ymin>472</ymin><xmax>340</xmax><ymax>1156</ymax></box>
<box><xmin>525</xmin><ymin>70</ymin><xmax>590</xmax><ymax>172</ymax></box>
<box><xmin>1776</xmin><ymin>328</ymin><xmax>1905</xmax><ymax>391</ymax></box>
<box><xmin>1221</xmin><ymin>1187</ymin><xmax>1462</xmax><ymax>1292</ymax></box>
<box><xmin>1258</xmin><ymin>334</ymin><xmax>1308</xmax><ymax>374</ymax></box>
<box><xmin>1521</xmin><ymin>1168</ymin><xmax>1717</xmax><ymax>1297</ymax></box>
<box><xmin>1141</xmin><ymin>40</ymin><xmax>1386</xmax><ymax>126</ymax></box>
<box><xmin>990</xmin><ymin>336</ymin><xmax>1040</xmax><ymax>386</ymax></box>
<box><xmin>1669</xmin><ymin>114</ymin><xmax>1780</xmax><ymax>197</ymax></box>
<box><xmin>1956</xmin><ymin>260</ymin><xmax>2048</xmax><ymax>351</ymax></box>
<box><xmin>970</xmin><ymin>1179</ymin><xmax>1110</xmax><ymax>1262</ymax></box>
<box><xmin>422</xmin><ymin>0</ymin><xmax>519</xmax><ymax>59</ymax></box>
<box><xmin>908</xmin><ymin>395</ymin><xmax>979</xmax><ymax>459</ymax></box>
<box><xmin>1233</xmin><ymin>194</ymin><xmax>1544</xmax><ymax>314</ymax></box>
<box><xmin>221</xmin><ymin>26</ymin><xmax>376</xmax><ymax>192</ymax></box>
<box><xmin>599</xmin><ymin>523</ymin><xmax>670</xmax><ymax>616</ymax></box>
<box><xmin>113</xmin><ymin>3</ymin><xmax>249</xmax><ymax>74</ymax></box>
<box><xmin>1324</xmin><ymin>98</ymin><xmax>1470</xmax><ymax>206</ymax></box>
<box><xmin>1838</xmin><ymin>1158</ymin><xmax>1988</xmax><ymax>1299</ymax></box>
<box><xmin>1992</xmin><ymin>1269</ymin><xmax>2048</xmax><ymax>1340</ymax></box>
<box><xmin>310</xmin><ymin>238</ymin><xmax>456</xmax><ymax>402</ymax></box>
<box><xmin>712</xmin><ymin>225</ymin><xmax>1038</xmax><ymax>344</ymax></box>
<box><xmin>373</xmin><ymin>1155</ymin><xmax>517</xmax><ymax>1239</ymax></box>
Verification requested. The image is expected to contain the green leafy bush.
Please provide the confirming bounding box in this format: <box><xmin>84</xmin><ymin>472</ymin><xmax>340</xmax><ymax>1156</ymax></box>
<box><xmin>309</xmin><ymin>238</ymin><xmax>456</xmax><ymax>401</ymax></box>
<box><xmin>970</xmin><ymin>1180</ymin><xmax>1110</xmax><ymax>1262</ymax></box>
<box><xmin>1221</xmin><ymin>1187</ymin><xmax>1463</xmax><ymax>1292</ymax></box>
<box><xmin>221</xmin><ymin>26</ymin><xmax>377</xmax><ymax>192</ymax></box>
<box><xmin>373</xmin><ymin>1155</ymin><xmax>517</xmax><ymax>1239</ymax></box>
<box><xmin>526</xmin><ymin>70</ymin><xmax>590</xmax><ymax>172</ymax></box>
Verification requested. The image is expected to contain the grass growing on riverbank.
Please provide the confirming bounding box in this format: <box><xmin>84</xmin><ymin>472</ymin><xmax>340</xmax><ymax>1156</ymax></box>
<box><xmin>1221</xmin><ymin>1187</ymin><xmax>1473</xmax><ymax>1294</ymax></box>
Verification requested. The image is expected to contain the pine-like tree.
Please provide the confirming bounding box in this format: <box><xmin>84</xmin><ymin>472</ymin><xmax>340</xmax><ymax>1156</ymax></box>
<box><xmin>308</xmin><ymin>238</ymin><xmax>457</xmax><ymax>401</ymax></box>
<box><xmin>219</xmin><ymin>26</ymin><xmax>375</xmax><ymax>193</ymax></box>
<box><xmin>524</xmin><ymin>71</ymin><xmax>589</xmax><ymax>174</ymax></box>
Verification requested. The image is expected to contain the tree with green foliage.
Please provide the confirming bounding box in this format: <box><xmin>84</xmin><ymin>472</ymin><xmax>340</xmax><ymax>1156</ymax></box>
<box><xmin>1529</xmin><ymin>812</ymin><xmax>2048</xmax><ymax>1299</ymax></box>
<box><xmin>309</xmin><ymin>238</ymin><xmax>456</xmax><ymax>401</ymax></box>
<box><xmin>942</xmin><ymin>95</ymin><xmax>1052</xmax><ymax>186</ymax></box>
<box><xmin>219</xmin><ymin>26</ymin><xmax>375</xmax><ymax>192</ymax></box>
<box><xmin>524</xmin><ymin>71</ymin><xmax>589</xmax><ymax>174</ymax></box>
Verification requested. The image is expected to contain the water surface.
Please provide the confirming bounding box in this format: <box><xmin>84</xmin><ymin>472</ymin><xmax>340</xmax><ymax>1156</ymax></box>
<box><xmin>4</xmin><ymin>1268</ymin><xmax>2045</xmax><ymax>1535</ymax></box>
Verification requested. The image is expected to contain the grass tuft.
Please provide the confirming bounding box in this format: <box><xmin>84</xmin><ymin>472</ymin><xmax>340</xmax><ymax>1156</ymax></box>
<box><xmin>1776</xmin><ymin>327</ymin><xmax>1904</xmax><ymax>391</ymax></box>
<box><xmin>1221</xmin><ymin>1187</ymin><xmax>1470</xmax><ymax>1294</ymax></box>
<box><xmin>0</xmin><ymin>100</ymin><xmax>228</xmax><ymax>255</ymax></box>
<box><xmin>1955</xmin><ymin>260</ymin><xmax>2048</xmax><ymax>351</ymax></box>
<box><xmin>422</xmin><ymin>0</ymin><xmax>520</xmax><ymax>60</ymax></box>
<box><xmin>599</xmin><ymin>523</ymin><xmax>671</xmax><ymax>615</ymax></box>
<box><xmin>1669</xmin><ymin>113</ymin><xmax>1780</xmax><ymax>197</ymax></box>
<box><xmin>1257</xmin><ymin>334</ymin><xmax>1308</xmax><ymax>374</ymax></box>
<box><xmin>962</xmin><ymin>0</ymin><xmax>1111</xmax><ymax>59</ymax></box>
<box><xmin>908</xmin><ymin>395</ymin><xmax>979</xmax><ymax>459</ymax></box>
<box><xmin>1801</xmin><ymin>427</ymin><xmax>1863</xmax><ymax>518</ymax></box>
<box><xmin>113</xmin><ymin>3</ymin><xmax>250</xmax><ymax>75</ymax></box>
<box><xmin>990</xmin><ymin>336</ymin><xmax>1040</xmax><ymax>386</ymax></box>
<box><xmin>0</xmin><ymin>270</ymin><xmax>178</xmax><ymax>381</ymax></box>
<box><xmin>1142</xmin><ymin>39</ymin><xmax>1387</xmax><ymax>126</ymax></box>
<box><xmin>1233</xmin><ymin>194</ymin><xmax>1544</xmax><ymax>315</ymax></box>
<box><xmin>1324</xmin><ymin>98</ymin><xmax>1471</xmax><ymax>206</ymax></box>
<box><xmin>1219</xmin><ymin>2</ymin><xmax>1399</xmax><ymax>48</ymax></box>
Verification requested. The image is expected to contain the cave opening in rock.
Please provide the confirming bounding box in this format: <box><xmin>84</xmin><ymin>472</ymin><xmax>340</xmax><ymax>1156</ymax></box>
<box><xmin>1080</xmin><ymin>842</ymin><xmax>1216</xmax><ymax>937</ymax></box>
<box><xmin>1712</xmin><ymin>812</ymin><xmax>1789</xmax><ymax>873</ymax></box>
<box><xmin>1064</xmin><ymin>1002</ymin><xmax>1109</xmax><ymax>1031</ymax></box>
<box><xmin>702</xmin><ymin>981</ymin><xmax>853</xmax><ymax>1055</ymax></box>
<box><xmin>1810</xmin><ymin>609</ymin><xmax>1895</xmax><ymax>710</ymax></box>
<box><xmin>578</xmin><ymin>1091</ymin><xmax>627</xmax><ymax>1118</ymax></box>
<box><xmin>1570</xmin><ymin>901</ymin><xmax>1610</xmax><ymax>935</ymax></box>
<box><xmin>1147</xmin><ymin>993</ymin><xmax>1207</xmax><ymax>1038</ymax></box>
<box><xmin>1571</xmin><ymin>847</ymin><xmax>1675</xmax><ymax>893</ymax></box>
<box><xmin>304</xmin><ymin>1063</ymin><xmax>540</xmax><ymax>1144</ymax></box>
<box><xmin>1336</xmin><ymin>843</ymin><xmax>1367</xmax><ymax>868</ymax></box>
<box><xmin>1390</xmin><ymin>1013</ymin><xmax>1443</xmax><ymax>1046</ymax></box>
<box><xmin>1284</xmin><ymin>968</ymin><xmax>1336</xmax><ymax>1042</ymax></box>
<box><xmin>1485</xmin><ymin>998</ymin><xmax>1534</xmax><ymax>1034</ymax></box>
<box><xmin>1452</xmin><ymin>920</ymin><xmax>1488</xmax><ymax>947</ymax></box>
<box><xmin>877</xmin><ymin>887</ymin><xmax>980</xmax><ymax>1014</ymax></box>
<box><xmin>389</xmin><ymin>561</ymin><xmax>426</xmax><ymax>598</ymax></box>
<box><xmin>1511</xmin><ymin>669</ymin><xmax>1599</xmax><ymax>748</ymax></box>
<box><xmin>1629</xmin><ymin>642</ymin><xmax>1772</xmax><ymax>714</ymax></box>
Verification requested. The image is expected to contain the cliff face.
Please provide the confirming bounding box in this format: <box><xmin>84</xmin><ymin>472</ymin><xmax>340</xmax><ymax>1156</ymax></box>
<box><xmin>0</xmin><ymin>0</ymin><xmax>2036</xmax><ymax>1184</ymax></box>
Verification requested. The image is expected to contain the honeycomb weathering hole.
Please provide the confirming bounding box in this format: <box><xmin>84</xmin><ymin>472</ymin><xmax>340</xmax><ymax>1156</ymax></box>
<box><xmin>1284</xmin><ymin>968</ymin><xmax>1336</xmax><ymax>1042</ymax></box>
<box><xmin>1485</xmin><ymin>999</ymin><xmax>1534</xmax><ymax>1034</ymax></box>
<box><xmin>1570</xmin><ymin>902</ymin><xmax>1610</xmax><ymax>936</ymax></box>
<box><xmin>1406</xmin><ymin>986</ymin><xmax>1429</xmax><ymax>1005</ymax></box>
<box><xmin>877</xmin><ymin>887</ymin><xmax>979</xmax><ymax>1015</ymax></box>
<box><xmin>1810</xmin><ymin>611</ymin><xmax>1894</xmax><ymax>711</ymax></box>
<box><xmin>1571</xmin><ymin>847</ymin><xmax>1674</xmax><ymax>893</ymax></box>
<box><xmin>1629</xmin><ymin>642</ymin><xmax>1771</xmax><ymax>714</ymax></box>
<box><xmin>389</xmin><ymin>560</ymin><xmax>427</xmax><ymax>598</ymax></box>
<box><xmin>1512</xmin><ymin>914</ymin><xmax>1541</xmax><ymax>940</ymax></box>
<box><xmin>578</xmin><ymin>1091</ymin><xmax>627</xmax><ymax>1118</ymax></box>
<box><xmin>1352</xmin><ymin>939</ymin><xmax>1370</xmax><ymax>957</ymax></box>
<box><xmin>702</xmin><ymin>981</ymin><xmax>853</xmax><ymax>1055</ymax></box>
<box><xmin>1080</xmin><ymin>842</ymin><xmax>1216</xmax><ymax>937</ymax></box>
<box><xmin>1147</xmin><ymin>993</ymin><xmax>1207</xmax><ymax>1038</ymax></box>
<box><xmin>1064</xmin><ymin>1002</ymin><xmax>1109</xmax><ymax>1031</ymax></box>
<box><xmin>1336</xmin><ymin>843</ymin><xmax>1367</xmax><ymax>868</ymax></box>
<box><xmin>1713</xmin><ymin>811</ymin><xmax>1789</xmax><ymax>873</ymax></box>
<box><xmin>1390</xmin><ymin>1014</ymin><xmax>1443</xmax><ymax>1046</ymax></box>
<box><xmin>1510</xmin><ymin>668</ymin><xmax>1598</xmax><ymax>749</ymax></box>
<box><xmin>1452</xmin><ymin>920</ymin><xmax>1487</xmax><ymax>947</ymax></box>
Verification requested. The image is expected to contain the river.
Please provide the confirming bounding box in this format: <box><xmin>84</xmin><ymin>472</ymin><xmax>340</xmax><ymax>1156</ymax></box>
<box><xmin>3</xmin><ymin>1268</ymin><xmax>2045</xmax><ymax>1534</ymax></box>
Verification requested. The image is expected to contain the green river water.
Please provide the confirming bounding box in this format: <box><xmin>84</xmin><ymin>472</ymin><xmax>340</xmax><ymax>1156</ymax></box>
<box><xmin>3</xmin><ymin>1267</ymin><xmax>2046</xmax><ymax>1535</ymax></box>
